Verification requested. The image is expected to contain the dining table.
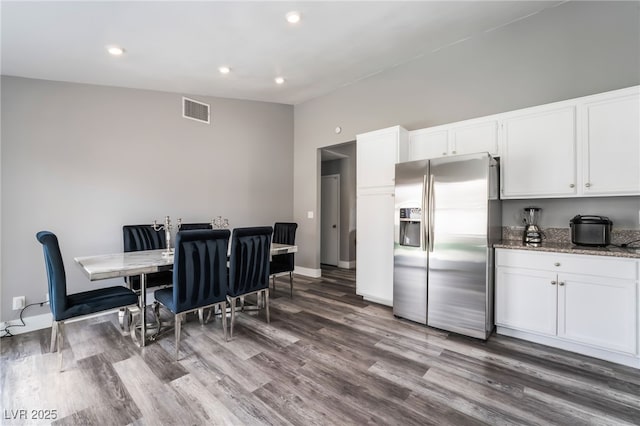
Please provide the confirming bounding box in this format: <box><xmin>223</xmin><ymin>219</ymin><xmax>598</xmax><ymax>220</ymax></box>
<box><xmin>74</xmin><ymin>243</ymin><xmax>298</xmax><ymax>347</ymax></box>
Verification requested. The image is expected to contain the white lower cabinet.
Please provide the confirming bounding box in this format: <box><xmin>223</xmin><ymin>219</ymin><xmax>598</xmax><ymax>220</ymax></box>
<box><xmin>496</xmin><ymin>268</ymin><xmax>557</xmax><ymax>336</ymax></box>
<box><xmin>356</xmin><ymin>189</ymin><xmax>395</xmax><ymax>306</ymax></box>
<box><xmin>496</xmin><ymin>249</ymin><xmax>639</xmax><ymax>367</ymax></box>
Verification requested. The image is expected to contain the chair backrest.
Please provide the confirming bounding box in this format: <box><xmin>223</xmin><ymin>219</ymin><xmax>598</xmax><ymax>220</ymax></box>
<box><xmin>172</xmin><ymin>229</ymin><xmax>230</xmax><ymax>313</ymax></box>
<box><xmin>228</xmin><ymin>227</ymin><xmax>273</xmax><ymax>297</ymax></box>
<box><xmin>273</xmin><ymin>222</ymin><xmax>297</xmax><ymax>245</ymax></box>
<box><xmin>271</xmin><ymin>222</ymin><xmax>297</xmax><ymax>272</ymax></box>
<box><xmin>179</xmin><ymin>223</ymin><xmax>212</xmax><ymax>231</ymax></box>
<box><xmin>36</xmin><ymin>231</ymin><xmax>67</xmax><ymax>321</ymax></box>
<box><xmin>123</xmin><ymin>225</ymin><xmax>165</xmax><ymax>252</ymax></box>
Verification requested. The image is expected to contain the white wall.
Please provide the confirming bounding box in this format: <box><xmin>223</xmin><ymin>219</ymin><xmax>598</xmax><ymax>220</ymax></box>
<box><xmin>293</xmin><ymin>1</ymin><xmax>640</xmax><ymax>271</ymax></box>
<box><xmin>1</xmin><ymin>76</ymin><xmax>293</xmax><ymax>322</ymax></box>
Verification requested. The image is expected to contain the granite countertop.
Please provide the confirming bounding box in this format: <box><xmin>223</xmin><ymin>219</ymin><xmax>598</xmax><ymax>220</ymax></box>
<box><xmin>494</xmin><ymin>240</ymin><xmax>640</xmax><ymax>259</ymax></box>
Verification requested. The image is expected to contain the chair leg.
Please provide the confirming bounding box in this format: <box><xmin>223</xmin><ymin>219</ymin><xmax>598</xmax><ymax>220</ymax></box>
<box><xmin>289</xmin><ymin>271</ymin><xmax>293</xmax><ymax>298</ymax></box>
<box><xmin>130</xmin><ymin>308</ymin><xmax>141</xmax><ymax>345</ymax></box>
<box><xmin>220</xmin><ymin>302</ymin><xmax>228</xmax><ymax>342</ymax></box>
<box><xmin>50</xmin><ymin>321</ymin><xmax>58</xmax><ymax>353</ymax></box>
<box><xmin>264</xmin><ymin>289</ymin><xmax>270</xmax><ymax>324</ymax></box>
<box><xmin>57</xmin><ymin>322</ymin><xmax>65</xmax><ymax>371</ymax></box>
<box><xmin>229</xmin><ymin>297</ymin><xmax>236</xmax><ymax>339</ymax></box>
<box><xmin>175</xmin><ymin>313</ymin><xmax>182</xmax><ymax>361</ymax></box>
<box><xmin>272</xmin><ymin>275</ymin><xmax>276</xmax><ymax>294</ymax></box>
<box><xmin>198</xmin><ymin>308</ymin><xmax>205</xmax><ymax>325</ymax></box>
<box><xmin>240</xmin><ymin>296</ymin><xmax>245</xmax><ymax>311</ymax></box>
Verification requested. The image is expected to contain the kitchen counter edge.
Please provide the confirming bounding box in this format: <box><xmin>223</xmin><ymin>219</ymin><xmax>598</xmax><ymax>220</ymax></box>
<box><xmin>494</xmin><ymin>240</ymin><xmax>640</xmax><ymax>259</ymax></box>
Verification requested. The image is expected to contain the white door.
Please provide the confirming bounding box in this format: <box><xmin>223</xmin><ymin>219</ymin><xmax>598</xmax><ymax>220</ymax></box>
<box><xmin>356</xmin><ymin>191</ymin><xmax>395</xmax><ymax>305</ymax></box>
<box><xmin>356</xmin><ymin>129</ymin><xmax>399</xmax><ymax>188</ymax></box>
<box><xmin>501</xmin><ymin>106</ymin><xmax>577</xmax><ymax>198</ymax></box>
<box><xmin>558</xmin><ymin>273</ymin><xmax>637</xmax><ymax>355</ymax></box>
<box><xmin>321</xmin><ymin>175</ymin><xmax>340</xmax><ymax>266</ymax></box>
<box><xmin>450</xmin><ymin>120</ymin><xmax>499</xmax><ymax>157</ymax></box>
<box><xmin>495</xmin><ymin>267</ymin><xmax>557</xmax><ymax>336</ymax></box>
<box><xmin>582</xmin><ymin>92</ymin><xmax>640</xmax><ymax>195</ymax></box>
<box><xmin>409</xmin><ymin>129</ymin><xmax>449</xmax><ymax>161</ymax></box>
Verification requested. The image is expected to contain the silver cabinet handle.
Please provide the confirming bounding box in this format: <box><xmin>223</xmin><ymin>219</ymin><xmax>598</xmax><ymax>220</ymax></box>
<box><xmin>585</xmin><ymin>183</ymin><xmax>591</xmax><ymax>188</ymax></box>
<box><xmin>554</xmin><ymin>262</ymin><xmax>560</xmax><ymax>267</ymax></box>
<box><xmin>569</xmin><ymin>184</ymin><xmax>575</xmax><ymax>188</ymax></box>
<box><xmin>551</xmin><ymin>281</ymin><xmax>557</xmax><ymax>285</ymax></box>
<box><xmin>559</xmin><ymin>282</ymin><xmax>565</xmax><ymax>286</ymax></box>
<box><xmin>442</xmin><ymin>152</ymin><xmax>447</xmax><ymax>156</ymax></box>
<box><xmin>452</xmin><ymin>150</ymin><xmax>457</xmax><ymax>154</ymax></box>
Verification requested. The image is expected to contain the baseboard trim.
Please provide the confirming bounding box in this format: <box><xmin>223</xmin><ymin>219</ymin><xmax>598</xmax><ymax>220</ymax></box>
<box><xmin>337</xmin><ymin>260</ymin><xmax>356</xmax><ymax>269</ymax></box>
<box><xmin>2</xmin><ymin>312</ymin><xmax>52</xmax><ymax>335</ymax></box>
<box><xmin>357</xmin><ymin>292</ymin><xmax>393</xmax><ymax>307</ymax></box>
<box><xmin>497</xmin><ymin>326</ymin><xmax>640</xmax><ymax>369</ymax></box>
<box><xmin>294</xmin><ymin>266</ymin><xmax>322</xmax><ymax>278</ymax></box>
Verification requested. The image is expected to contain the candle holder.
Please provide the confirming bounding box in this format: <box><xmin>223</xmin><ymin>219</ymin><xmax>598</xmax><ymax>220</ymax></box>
<box><xmin>152</xmin><ymin>215</ymin><xmax>175</xmax><ymax>257</ymax></box>
<box><xmin>211</xmin><ymin>216</ymin><xmax>230</xmax><ymax>229</ymax></box>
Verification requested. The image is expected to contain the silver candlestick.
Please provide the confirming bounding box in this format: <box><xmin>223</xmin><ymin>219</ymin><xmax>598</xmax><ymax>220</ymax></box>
<box><xmin>211</xmin><ymin>216</ymin><xmax>229</xmax><ymax>229</ymax></box>
<box><xmin>152</xmin><ymin>215</ymin><xmax>174</xmax><ymax>257</ymax></box>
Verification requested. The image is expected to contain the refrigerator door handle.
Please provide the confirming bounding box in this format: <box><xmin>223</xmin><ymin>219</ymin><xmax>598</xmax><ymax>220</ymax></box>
<box><xmin>421</xmin><ymin>174</ymin><xmax>428</xmax><ymax>251</ymax></box>
<box><xmin>428</xmin><ymin>174</ymin><xmax>435</xmax><ymax>253</ymax></box>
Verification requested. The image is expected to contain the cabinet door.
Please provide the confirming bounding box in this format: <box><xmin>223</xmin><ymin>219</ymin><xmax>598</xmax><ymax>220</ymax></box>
<box><xmin>501</xmin><ymin>106</ymin><xmax>577</xmax><ymax>198</ymax></box>
<box><xmin>357</xmin><ymin>129</ymin><xmax>399</xmax><ymax>188</ymax></box>
<box><xmin>495</xmin><ymin>267</ymin><xmax>557</xmax><ymax>336</ymax></box>
<box><xmin>409</xmin><ymin>129</ymin><xmax>449</xmax><ymax>161</ymax></box>
<box><xmin>558</xmin><ymin>273</ymin><xmax>637</xmax><ymax>355</ymax></box>
<box><xmin>356</xmin><ymin>192</ymin><xmax>395</xmax><ymax>306</ymax></box>
<box><xmin>451</xmin><ymin>121</ymin><xmax>499</xmax><ymax>157</ymax></box>
<box><xmin>582</xmin><ymin>92</ymin><xmax>640</xmax><ymax>195</ymax></box>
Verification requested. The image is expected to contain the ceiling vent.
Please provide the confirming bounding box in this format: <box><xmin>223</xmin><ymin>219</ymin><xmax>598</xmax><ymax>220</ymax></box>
<box><xmin>182</xmin><ymin>97</ymin><xmax>210</xmax><ymax>124</ymax></box>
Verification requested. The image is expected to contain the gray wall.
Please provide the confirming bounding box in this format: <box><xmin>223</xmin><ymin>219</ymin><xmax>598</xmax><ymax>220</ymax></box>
<box><xmin>502</xmin><ymin>197</ymin><xmax>640</xmax><ymax>229</ymax></box>
<box><xmin>293</xmin><ymin>1</ymin><xmax>640</xmax><ymax>270</ymax></box>
<box><xmin>321</xmin><ymin>142</ymin><xmax>357</xmax><ymax>263</ymax></box>
<box><xmin>1</xmin><ymin>76</ymin><xmax>293</xmax><ymax>322</ymax></box>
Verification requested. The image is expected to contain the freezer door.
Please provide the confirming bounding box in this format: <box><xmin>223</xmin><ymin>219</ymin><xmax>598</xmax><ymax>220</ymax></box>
<box><xmin>427</xmin><ymin>153</ymin><xmax>491</xmax><ymax>339</ymax></box>
<box><xmin>393</xmin><ymin>160</ymin><xmax>429</xmax><ymax>324</ymax></box>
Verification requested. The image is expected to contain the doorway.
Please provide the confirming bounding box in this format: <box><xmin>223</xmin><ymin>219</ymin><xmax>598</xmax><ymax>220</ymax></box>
<box><xmin>319</xmin><ymin>142</ymin><xmax>357</xmax><ymax>270</ymax></box>
<box><xmin>321</xmin><ymin>174</ymin><xmax>340</xmax><ymax>266</ymax></box>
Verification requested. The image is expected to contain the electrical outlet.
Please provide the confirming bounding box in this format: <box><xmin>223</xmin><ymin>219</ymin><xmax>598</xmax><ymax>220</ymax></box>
<box><xmin>12</xmin><ymin>296</ymin><xmax>25</xmax><ymax>310</ymax></box>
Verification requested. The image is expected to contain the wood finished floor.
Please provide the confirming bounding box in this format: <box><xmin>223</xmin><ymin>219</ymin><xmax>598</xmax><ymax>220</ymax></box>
<box><xmin>3</xmin><ymin>266</ymin><xmax>640</xmax><ymax>425</ymax></box>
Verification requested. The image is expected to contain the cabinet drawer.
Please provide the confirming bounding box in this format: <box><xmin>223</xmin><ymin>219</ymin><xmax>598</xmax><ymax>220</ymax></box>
<box><xmin>496</xmin><ymin>249</ymin><xmax>638</xmax><ymax>280</ymax></box>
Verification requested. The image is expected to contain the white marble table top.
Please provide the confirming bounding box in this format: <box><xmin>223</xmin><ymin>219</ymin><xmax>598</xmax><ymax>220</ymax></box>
<box><xmin>75</xmin><ymin>244</ymin><xmax>298</xmax><ymax>281</ymax></box>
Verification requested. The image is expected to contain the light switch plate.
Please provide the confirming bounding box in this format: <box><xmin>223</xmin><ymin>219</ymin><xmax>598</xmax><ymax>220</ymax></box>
<box><xmin>307</xmin><ymin>211</ymin><xmax>314</xmax><ymax>219</ymax></box>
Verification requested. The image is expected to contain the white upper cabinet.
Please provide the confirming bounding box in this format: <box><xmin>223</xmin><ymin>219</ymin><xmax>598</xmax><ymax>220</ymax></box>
<box><xmin>582</xmin><ymin>91</ymin><xmax>640</xmax><ymax>196</ymax></box>
<box><xmin>450</xmin><ymin>120</ymin><xmax>499</xmax><ymax>157</ymax></box>
<box><xmin>408</xmin><ymin>118</ymin><xmax>499</xmax><ymax>161</ymax></box>
<box><xmin>501</xmin><ymin>105</ymin><xmax>577</xmax><ymax>198</ymax></box>
<box><xmin>407</xmin><ymin>85</ymin><xmax>639</xmax><ymax>199</ymax></box>
<box><xmin>357</xmin><ymin>126</ymin><xmax>408</xmax><ymax>189</ymax></box>
<box><xmin>408</xmin><ymin>128</ymin><xmax>448</xmax><ymax>160</ymax></box>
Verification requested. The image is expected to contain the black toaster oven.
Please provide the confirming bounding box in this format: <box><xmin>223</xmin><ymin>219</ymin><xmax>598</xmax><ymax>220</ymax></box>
<box><xmin>569</xmin><ymin>215</ymin><xmax>612</xmax><ymax>247</ymax></box>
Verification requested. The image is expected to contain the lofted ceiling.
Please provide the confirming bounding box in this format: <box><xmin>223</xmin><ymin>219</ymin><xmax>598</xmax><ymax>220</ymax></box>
<box><xmin>1</xmin><ymin>1</ymin><xmax>566</xmax><ymax>105</ymax></box>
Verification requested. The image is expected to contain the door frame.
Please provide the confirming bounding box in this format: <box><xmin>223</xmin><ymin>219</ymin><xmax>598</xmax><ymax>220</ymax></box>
<box><xmin>321</xmin><ymin>174</ymin><xmax>340</xmax><ymax>266</ymax></box>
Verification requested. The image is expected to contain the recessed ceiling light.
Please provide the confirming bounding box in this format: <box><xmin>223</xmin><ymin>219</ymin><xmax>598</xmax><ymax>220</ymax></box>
<box><xmin>275</xmin><ymin>77</ymin><xmax>285</xmax><ymax>85</ymax></box>
<box><xmin>219</xmin><ymin>66</ymin><xmax>231</xmax><ymax>74</ymax></box>
<box><xmin>106</xmin><ymin>46</ymin><xmax>125</xmax><ymax>56</ymax></box>
<box><xmin>286</xmin><ymin>11</ymin><xmax>301</xmax><ymax>24</ymax></box>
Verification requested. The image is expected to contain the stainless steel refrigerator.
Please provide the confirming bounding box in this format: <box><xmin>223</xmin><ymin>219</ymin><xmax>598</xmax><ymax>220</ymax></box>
<box><xmin>393</xmin><ymin>152</ymin><xmax>501</xmax><ymax>339</ymax></box>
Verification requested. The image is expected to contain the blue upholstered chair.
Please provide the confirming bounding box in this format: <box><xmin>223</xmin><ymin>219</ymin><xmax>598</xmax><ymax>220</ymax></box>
<box><xmin>154</xmin><ymin>229</ymin><xmax>230</xmax><ymax>359</ymax></box>
<box><xmin>270</xmin><ymin>222</ymin><xmax>297</xmax><ymax>297</ymax></box>
<box><xmin>227</xmin><ymin>226</ymin><xmax>273</xmax><ymax>338</ymax></box>
<box><xmin>36</xmin><ymin>231</ymin><xmax>138</xmax><ymax>369</ymax></box>
<box><xmin>123</xmin><ymin>225</ymin><xmax>173</xmax><ymax>291</ymax></box>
